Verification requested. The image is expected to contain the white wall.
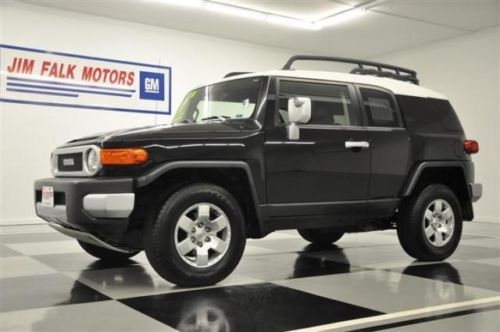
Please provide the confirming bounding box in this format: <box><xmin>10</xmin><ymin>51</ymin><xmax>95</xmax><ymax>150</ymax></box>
<box><xmin>374</xmin><ymin>27</ymin><xmax>500</xmax><ymax>223</ymax></box>
<box><xmin>1</xmin><ymin>1</ymin><xmax>498</xmax><ymax>225</ymax></box>
<box><xmin>0</xmin><ymin>1</ymin><xmax>298</xmax><ymax>225</ymax></box>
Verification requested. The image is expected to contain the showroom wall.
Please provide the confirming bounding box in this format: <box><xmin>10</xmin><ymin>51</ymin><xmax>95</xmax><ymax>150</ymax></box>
<box><xmin>374</xmin><ymin>27</ymin><xmax>500</xmax><ymax>222</ymax></box>
<box><xmin>1</xmin><ymin>2</ymin><xmax>498</xmax><ymax>225</ymax></box>
<box><xmin>0</xmin><ymin>1</ymin><xmax>297</xmax><ymax>225</ymax></box>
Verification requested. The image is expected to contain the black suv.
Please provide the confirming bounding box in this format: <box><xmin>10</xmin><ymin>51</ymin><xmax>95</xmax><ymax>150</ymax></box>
<box><xmin>35</xmin><ymin>55</ymin><xmax>482</xmax><ymax>287</ymax></box>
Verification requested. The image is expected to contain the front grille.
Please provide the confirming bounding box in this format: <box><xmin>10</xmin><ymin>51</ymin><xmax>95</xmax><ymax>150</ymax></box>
<box><xmin>57</xmin><ymin>153</ymin><xmax>83</xmax><ymax>172</ymax></box>
<box><xmin>52</xmin><ymin>145</ymin><xmax>101</xmax><ymax>177</ymax></box>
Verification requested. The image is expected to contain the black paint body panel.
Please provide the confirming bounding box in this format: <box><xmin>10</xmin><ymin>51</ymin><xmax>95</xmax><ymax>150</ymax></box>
<box><xmin>36</xmin><ymin>76</ymin><xmax>478</xmax><ymax>240</ymax></box>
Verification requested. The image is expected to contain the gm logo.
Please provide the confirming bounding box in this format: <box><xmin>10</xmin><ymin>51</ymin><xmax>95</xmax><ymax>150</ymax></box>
<box><xmin>140</xmin><ymin>71</ymin><xmax>165</xmax><ymax>101</ymax></box>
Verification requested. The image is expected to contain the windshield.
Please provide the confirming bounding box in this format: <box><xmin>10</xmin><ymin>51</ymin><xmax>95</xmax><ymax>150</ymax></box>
<box><xmin>173</xmin><ymin>77</ymin><xmax>262</xmax><ymax>124</ymax></box>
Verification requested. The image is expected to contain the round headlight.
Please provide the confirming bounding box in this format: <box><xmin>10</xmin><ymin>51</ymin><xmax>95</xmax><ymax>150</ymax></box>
<box><xmin>85</xmin><ymin>147</ymin><xmax>101</xmax><ymax>175</ymax></box>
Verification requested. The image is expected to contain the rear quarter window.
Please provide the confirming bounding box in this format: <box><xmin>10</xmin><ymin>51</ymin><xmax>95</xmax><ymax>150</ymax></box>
<box><xmin>397</xmin><ymin>96</ymin><xmax>464</xmax><ymax>133</ymax></box>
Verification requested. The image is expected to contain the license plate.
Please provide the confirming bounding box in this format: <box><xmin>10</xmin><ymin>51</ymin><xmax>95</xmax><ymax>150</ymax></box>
<box><xmin>41</xmin><ymin>186</ymin><xmax>54</xmax><ymax>207</ymax></box>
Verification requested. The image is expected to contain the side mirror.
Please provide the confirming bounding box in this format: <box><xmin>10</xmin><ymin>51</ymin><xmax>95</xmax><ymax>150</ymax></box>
<box><xmin>287</xmin><ymin>97</ymin><xmax>311</xmax><ymax>140</ymax></box>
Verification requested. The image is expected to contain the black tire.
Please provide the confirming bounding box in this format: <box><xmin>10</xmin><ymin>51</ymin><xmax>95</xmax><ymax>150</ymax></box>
<box><xmin>144</xmin><ymin>183</ymin><xmax>246</xmax><ymax>287</ymax></box>
<box><xmin>397</xmin><ymin>184</ymin><xmax>462</xmax><ymax>261</ymax></box>
<box><xmin>78</xmin><ymin>240</ymin><xmax>139</xmax><ymax>261</ymax></box>
<box><xmin>297</xmin><ymin>228</ymin><xmax>344</xmax><ymax>246</ymax></box>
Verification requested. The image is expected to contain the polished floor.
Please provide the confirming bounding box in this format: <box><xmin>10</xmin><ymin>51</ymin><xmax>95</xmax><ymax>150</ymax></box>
<box><xmin>0</xmin><ymin>222</ymin><xmax>499</xmax><ymax>331</ymax></box>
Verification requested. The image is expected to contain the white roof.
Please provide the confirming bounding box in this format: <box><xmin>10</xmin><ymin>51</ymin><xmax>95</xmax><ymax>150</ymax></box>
<box><xmin>203</xmin><ymin>70</ymin><xmax>447</xmax><ymax>100</ymax></box>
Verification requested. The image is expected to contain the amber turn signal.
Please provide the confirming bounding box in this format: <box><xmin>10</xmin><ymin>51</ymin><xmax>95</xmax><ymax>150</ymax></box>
<box><xmin>100</xmin><ymin>148</ymin><xmax>149</xmax><ymax>165</ymax></box>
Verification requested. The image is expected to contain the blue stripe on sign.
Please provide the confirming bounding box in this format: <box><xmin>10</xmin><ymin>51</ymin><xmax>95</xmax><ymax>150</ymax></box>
<box><xmin>7</xmin><ymin>82</ymin><xmax>133</xmax><ymax>98</ymax></box>
<box><xmin>0</xmin><ymin>98</ymin><xmax>169</xmax><ymax>115</ymax></box>
<box><xmin>7</xmin><ymin>88</ymin><xmax>78</xmax><ymax>97</ymax></box>
<box><xmin>7</xmin><ymin>76</ymin><xmax>136</xmax><ymax>93</ymax></box>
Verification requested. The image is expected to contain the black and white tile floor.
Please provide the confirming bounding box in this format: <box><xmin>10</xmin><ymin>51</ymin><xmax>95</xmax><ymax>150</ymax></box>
<box><xmin>1</xmin><ymin>222</ymin><xmax>499</xmax><ymax>331</ymax></box>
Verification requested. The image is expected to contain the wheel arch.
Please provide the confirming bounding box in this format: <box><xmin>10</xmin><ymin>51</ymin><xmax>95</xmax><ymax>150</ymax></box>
<box><xmin>401</xmin><ymin>161</ymin><xmax>473</xmax><ymax>221</ymax></box>
<box><xmin>135</xmin><ymin>161</ymin><xmax>265</xmax><ymax>238</ymax></box>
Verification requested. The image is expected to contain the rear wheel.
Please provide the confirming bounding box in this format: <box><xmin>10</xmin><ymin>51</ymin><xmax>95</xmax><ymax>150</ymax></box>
<box><xmin>144</xmin><ymin>183</ymin><xmax>246</xmax><ymax>287</ymax></box>
<box><xmin>397</xmin><ymin>184</ymin><xmax>462</xmax><ymax>261</ymax></box>
<box><xmin>78</xmin><ymin>240</ymin><xmax>139</xmax><ymax>261</ymax></box>
<box><xmin>298</xmin><ymin>228</ymin><xmax>344</xmax><ymax>246</ymax></box>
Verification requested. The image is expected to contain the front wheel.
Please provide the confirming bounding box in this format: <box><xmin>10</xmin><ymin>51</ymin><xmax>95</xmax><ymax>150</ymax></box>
<box><xmin>144</xmin><ymin>183</ymin><xmax>246</xmax><ymax>287</ymax></box>
<box><xmin>397</xmin><ymin>184</ymin><xmax>462</xmax><ymax>261</ymax></box>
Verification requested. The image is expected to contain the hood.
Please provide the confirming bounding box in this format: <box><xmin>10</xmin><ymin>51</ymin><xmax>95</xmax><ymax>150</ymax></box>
<box><xmin>61</xmin><ymin>120</ymin><xmax>260</xmax><ymax>147</ymax></box>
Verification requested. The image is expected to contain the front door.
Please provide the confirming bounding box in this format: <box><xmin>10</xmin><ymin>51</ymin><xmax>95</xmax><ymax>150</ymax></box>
<box><xmin>265</xmin><ymin>79</ymin><xmax>370</xmax><ymax>220</ymax></box>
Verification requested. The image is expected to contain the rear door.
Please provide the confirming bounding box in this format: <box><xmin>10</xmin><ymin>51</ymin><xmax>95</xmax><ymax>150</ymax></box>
<box><xmin>356</xmin><ymin>86</ymin><xmax>410</xmax><ymax>216</ymax></box>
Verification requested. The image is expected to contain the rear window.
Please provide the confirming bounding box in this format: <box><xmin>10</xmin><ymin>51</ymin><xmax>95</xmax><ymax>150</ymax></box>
<box><xmin>397</xmin><ymin>96</ymin><xmax>464</xmax><ymax>133</ymax></box>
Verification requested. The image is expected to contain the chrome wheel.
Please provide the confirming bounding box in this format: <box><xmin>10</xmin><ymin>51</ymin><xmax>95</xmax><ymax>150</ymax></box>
<box><xmin>174</xmin><ymin>203</ymin><xmax>231</xmax><ymax>268</ymax></box>
<box><xmin>423</xmin><ymin>199</ymin><xmax>455</xmax><ymax>247</ymax></box>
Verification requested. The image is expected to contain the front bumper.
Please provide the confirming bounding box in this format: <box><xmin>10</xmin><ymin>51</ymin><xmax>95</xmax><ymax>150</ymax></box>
<box><xmin>34</xmin><ymin>177</ymin><xmax>134</xmax><ymax>235</ymax></box>
<box><xmin>470</xmin><ymin>183</ymin><xmax>482</xmax><ymax>203</ymax></box>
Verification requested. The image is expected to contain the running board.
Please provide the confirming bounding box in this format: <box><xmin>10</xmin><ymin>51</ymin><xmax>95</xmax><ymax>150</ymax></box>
<box><xmin>48</xmin><ymin>222</ymin><xmax>137</xmax><ymax>254</ymax></box>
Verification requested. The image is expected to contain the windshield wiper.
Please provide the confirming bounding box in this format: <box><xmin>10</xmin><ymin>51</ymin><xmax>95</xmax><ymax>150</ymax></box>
<box><xmin>200</xmin><ymin>115</ymin><xmax>230</xmax><ymax>122</ymax></box>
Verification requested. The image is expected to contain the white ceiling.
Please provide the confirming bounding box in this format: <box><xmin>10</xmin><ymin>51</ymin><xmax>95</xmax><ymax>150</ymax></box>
<box><xmin>217</xmin><ymin>0</ymin><xmax>353</xmax><ymax>20</ymax></box>
<box><xmin>17</xmin><ymin>0</ymin><xmax>500</xmax><ymax>58</ymax></box>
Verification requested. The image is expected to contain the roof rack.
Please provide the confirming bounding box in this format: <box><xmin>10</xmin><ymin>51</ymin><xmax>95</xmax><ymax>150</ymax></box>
<box><xmin>224</xmin><ymin>72</ymin><xmax>252</xmax><ymax>78</ymax></box>
<box><xmin>282</xmin><ymin>55</ymin><xmax>419</xmax><ymax>85</ymax></box>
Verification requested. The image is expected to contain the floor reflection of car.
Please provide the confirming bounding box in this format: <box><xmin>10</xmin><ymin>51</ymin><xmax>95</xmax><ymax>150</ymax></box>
<box><xmin>31</xmin><ymin>260</ymin><xmax>152</xmax><ymax>331</ymax></box>
<box><xmin>176</xmin><ymin>298</ymin><xmax>230</xmax><ymax>332</ymax></box>
<box><xmin>401</xmin><ymin>262</ymin><xmax>464</xmax><ymax>304</ymax></box>
<box><xmin>292</xmin><ymin>244</ymin><xmax>351</xmax><ymax>278</ymax></box>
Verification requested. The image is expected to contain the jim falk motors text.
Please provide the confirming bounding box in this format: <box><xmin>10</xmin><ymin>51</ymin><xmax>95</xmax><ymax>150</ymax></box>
<box><xmin>6</xmin><ymin>57</ymin><xmax>135</xmax><ymax>86</ymax></box>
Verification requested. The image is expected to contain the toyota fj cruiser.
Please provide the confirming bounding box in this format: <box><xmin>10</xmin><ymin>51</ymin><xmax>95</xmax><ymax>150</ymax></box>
<box><xmin>35</xmin><ymin>55</ymin><xmax>482</xmax><ymax>287</ymax></box>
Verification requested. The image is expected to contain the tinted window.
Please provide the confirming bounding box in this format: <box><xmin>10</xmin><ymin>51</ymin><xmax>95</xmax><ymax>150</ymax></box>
<box><xmin>278</xmin><ymin>80</ymin><xmax>360</xmax><ymax>126</ymax></box>
<box><xmin>397</xmin><ymin>96</ymin><xmax>463</xmax><ymax>133</ymax></box>
<box><xmin>360</xmin><ymin>88</ymin><xmax>401</xmax><ymax>127</ymax></box>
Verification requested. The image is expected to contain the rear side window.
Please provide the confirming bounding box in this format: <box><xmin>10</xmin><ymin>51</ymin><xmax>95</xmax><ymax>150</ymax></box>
<box><xmin>397</xmin><ymin>96</ymin><xmax>463</xmax><ymax>133</ymax></box>
<box><xmin>360</xmin><ymin>88</ymin><xmax>402</xmax><ymax>127</ymax></box>
<box><xmin>278</xmin><ymin>80</ymin><xmax>360</xmax><ymax>126</ymax></box>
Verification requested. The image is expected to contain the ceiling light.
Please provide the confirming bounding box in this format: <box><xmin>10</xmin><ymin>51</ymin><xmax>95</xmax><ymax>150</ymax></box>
<box><xmin>266</xmin><ymin>15</ymin><xmax>320</xmax><ymax>31</ymax></box>
<box><xmin>316</xmin><ymin>8</ymin><xmax>367</xmax><ymax>28</ymax></box>
<box><xmin>204</xmin><ymin>2</ymin><xmax>266</xmax><ymax>21</ymax></box>
<box><xmin>148</xmin><ymin>0</ymin><xmax>373</xmax><ymax>30</ymax></box>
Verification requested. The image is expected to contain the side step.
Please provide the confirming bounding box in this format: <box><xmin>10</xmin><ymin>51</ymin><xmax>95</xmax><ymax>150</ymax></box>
<box><xmin>48</xmin><ymin>222</ymin><xmax>137</xmax><ymax>254</ymax></box>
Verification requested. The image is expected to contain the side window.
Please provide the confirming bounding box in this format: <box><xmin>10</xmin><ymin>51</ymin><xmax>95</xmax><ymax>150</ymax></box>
<box><xmin>360</xmin><ymin>88</ymin><xmax>401</xmax><ymax>127</ymax></box>
<box><xmin>278</xmin><ymin>80</ymin><xmax>360</xmax><ymax>126</ymax></box>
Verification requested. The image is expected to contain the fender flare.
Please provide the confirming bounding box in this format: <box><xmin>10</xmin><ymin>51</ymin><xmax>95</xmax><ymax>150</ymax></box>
<box><xmin>401</xmin><ymin>161</ymin><xmax>468</xmax><ymax>197</ymax></box>
<box><xmin>135</xmin><ymin>160</ymin><xmax>264</xmax><ymax>232</ymax></box>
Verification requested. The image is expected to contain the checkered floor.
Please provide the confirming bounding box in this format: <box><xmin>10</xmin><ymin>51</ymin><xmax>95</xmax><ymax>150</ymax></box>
<box><xmin>1</xmin><ymin>222</ymin><xmax>499</xmax><ymax>331</ymax></box>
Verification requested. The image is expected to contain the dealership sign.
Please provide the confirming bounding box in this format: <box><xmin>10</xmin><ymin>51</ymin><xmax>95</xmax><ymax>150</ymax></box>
<box><xmin>0</xmin><ymin>44</ymin><xmax>171</xmax><ymax>114</ymax></box>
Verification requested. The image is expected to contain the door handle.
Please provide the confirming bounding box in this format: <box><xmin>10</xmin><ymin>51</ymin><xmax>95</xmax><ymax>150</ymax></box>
<box><xmin>345</xmin><ymin>141</ymin><xmax>370</xmax><ymax>149</ymax></box>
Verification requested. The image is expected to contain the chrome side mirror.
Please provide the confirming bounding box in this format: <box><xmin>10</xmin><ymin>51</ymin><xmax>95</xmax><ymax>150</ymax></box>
<box><xmin>287</xmin><ymin>97</ymin><xmax>311</xmax><ymax>140</ymax></box>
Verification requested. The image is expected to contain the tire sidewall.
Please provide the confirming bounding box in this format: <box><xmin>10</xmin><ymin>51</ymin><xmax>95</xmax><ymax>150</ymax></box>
<box><xmin>148</xmin><ymin>184</ymin><xmax>246</xmax><ymax>284</ymax></box>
